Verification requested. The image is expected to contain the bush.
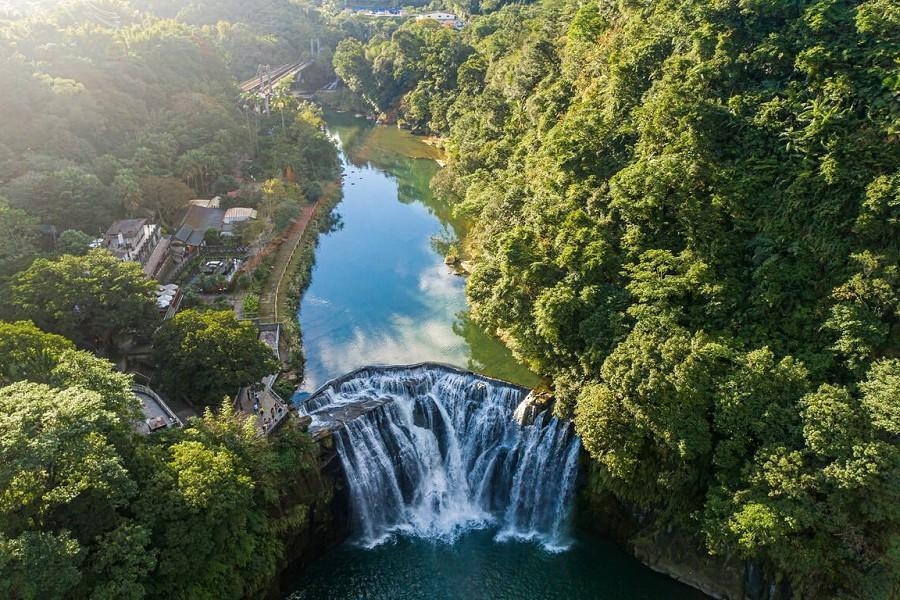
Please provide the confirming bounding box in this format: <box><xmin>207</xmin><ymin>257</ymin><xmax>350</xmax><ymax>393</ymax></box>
<box><xmin>212</xmin><ymin>175</ymin><xmax>239</xmax><ymax>195</ymax></box>
<box><xmin>242</xmin><ymin>294</ymin><xmax>260</xmax><ymax>315</ymax></box>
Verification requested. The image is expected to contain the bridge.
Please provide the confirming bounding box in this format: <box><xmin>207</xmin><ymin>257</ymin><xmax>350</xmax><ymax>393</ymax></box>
<box><xmin>239</xmin><ymin>61</ymin><xmax>313</xmax><ymax>113</ymax></box>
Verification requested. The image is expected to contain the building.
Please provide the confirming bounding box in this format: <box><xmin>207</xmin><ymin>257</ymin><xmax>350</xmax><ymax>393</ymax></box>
<box><xmin>173</xmin><ymin>205</ymin><xmax>258</xmax><ymax>250</ymax></box>
<box><xmin>223</xmin><ymin>207</ymin><xmax>258</xmax><ymax>224</ymax></box>
<box><xmin>189</xmin><ymin>197</ymin><xmax>221</xmax><ymax>209</ymax></box>
<box><xmin>173</xmin><ymin>206</ymin><xmax>226</xmax><ymax>248</ymax></box>
<box><xmin>104</xmin><ymin>218</ymin><xmax>163</xmax><ymax>270</ymax></box>
<box><xmin>415</xmin><ymin>11</ymin><xmax>462</xmax><ymax>28</ymax></box>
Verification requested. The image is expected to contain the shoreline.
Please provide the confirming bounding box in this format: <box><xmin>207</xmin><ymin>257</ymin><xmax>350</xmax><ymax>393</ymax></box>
<box><xmin>269</xmin><ymin>179</ymin><xmax>344</xmax><ymax>383</ymax></box>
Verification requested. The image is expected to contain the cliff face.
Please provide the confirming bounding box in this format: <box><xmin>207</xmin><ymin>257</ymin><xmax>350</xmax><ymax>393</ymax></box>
<box><xmin>269</xmin><ymin>435</ymin><xmax>352</xmax><ymax>598</ymax></box>
<box><xmin>577</xmin><ymin>462</ymin><xmax>796</xmax><ymax>600</ymax></box>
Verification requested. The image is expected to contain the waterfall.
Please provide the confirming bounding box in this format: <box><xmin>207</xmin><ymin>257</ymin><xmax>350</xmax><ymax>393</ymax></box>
<box><xmin>303</xmin><ymin>365</ymin><xmax>581</xmax><ymax>551</ymax></box>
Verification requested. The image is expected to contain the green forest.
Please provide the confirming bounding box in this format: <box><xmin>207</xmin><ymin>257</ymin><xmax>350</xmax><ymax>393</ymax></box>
<box><xmin>0</xmin><ymin>320</ymin><xmax>329</xmax><ymax>599</ymax></box>
<box><xmin>0</xmin><ymin>0</ymin><xmax>337</xmax><ymax>267</ymax></box>
<box><xmin>0</xmin><ymin>1</ymin><xmax>341</xmax><ymax>598</ymax></box>
<box><xmin>0</xmin><ymin>0</ymin><xmax>897</xmax><ymax>597</ymax></box>
<box><xmin>335</xmin><ymin>0</ymin><xmax>899</xmax><ymax>597</ymax></box>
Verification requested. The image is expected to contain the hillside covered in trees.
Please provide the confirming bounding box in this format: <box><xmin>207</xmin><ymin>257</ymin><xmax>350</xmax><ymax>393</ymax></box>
<box><xmin>0</xmin><ymin>0</ymin><xmax>337</xmax><ymax>279</ymax></box>
<box><xmin>336</xmin><ymin>0</ymin><xmax>899</xmax><ymax>596</ymax></box>
<box><xmin>0</xmin><ymin>2</ymin><xmax>344</xmax><ymax>597</ymax></box>
<box><xmin>0</xmin><ymin>0</ymin><xmax>896</xmax><ymax>596</ymax></box>
<box><xmin>0</xmin><ymin>322</ymin><xmax>331</xmax><ymax>599</ymax></box>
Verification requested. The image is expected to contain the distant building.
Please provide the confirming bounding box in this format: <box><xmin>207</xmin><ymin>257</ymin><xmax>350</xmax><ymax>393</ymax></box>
<box><xmin>223</xmin><ymin>207</ymin><xmax>258</xmax><ymax>224</ymax></box>
<box><xmin>416</xmin><ymin>11</ymin><xmax>462</xmax><ymax>28</ymax></box>
<box><xmin>104</xmin><ymin>219</ymin><xmax>163</xmax><ymax>271</ymax></box>
<box><xmin>189</xmin><ymin>197</ymin><xmax>221</xmax><ymax>208</ymax></box>
<box><xmin>173</xmin><ymin>204</ymin><xmax>256</xmax><ymax>250</ymax></box>
<box><xmin>173</xmin><ymin>206</ymin><xmax>225</xmax><ymax>248</ymax></box>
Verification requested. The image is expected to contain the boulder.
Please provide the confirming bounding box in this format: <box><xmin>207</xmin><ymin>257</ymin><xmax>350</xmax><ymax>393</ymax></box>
<box><xmin>512</xmin><ymin>391</ymin><xmax>553</xmax><ymax>426</ymax></box>
<box><xmin>296</xmin><ymin>415</ymin><xmax>313</xmax><ymax>431</ymax></box>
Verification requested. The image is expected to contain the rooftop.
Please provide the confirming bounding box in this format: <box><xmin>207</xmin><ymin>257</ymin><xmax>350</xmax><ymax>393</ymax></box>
<box><xmin>224</xmin><ymin>207</ymin><xmax>258</xmax><ymax>222</ymax></box>
<box><xmin>181</xmin><ymin>205</ymin><xmax>225</xmax><ymax>231</ymax></box>
<box><xmin>174</xmin><ymin>224</ymin><xmax>206</xmax><ymax>246</ymax></box>
<box><xmin>106</xmin><ymin>218</ymin><xmax>148</xmax><ymax>238</ymax></box>
<box><xmin>189</xmin><ymin>197</ymin><xmax>221</xmax><ymax>208</ymax></box>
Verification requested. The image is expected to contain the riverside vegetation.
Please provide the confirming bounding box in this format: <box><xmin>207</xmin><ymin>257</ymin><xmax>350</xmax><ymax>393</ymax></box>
<box><xmin>0</xmin><ymin>1</ymin><xmax>342</xmax><ymax>597</ymax></box>
<box><xmin>334</xmin><ymin>0</ymin><xmax>899</xmax><ymax>597</ymax></box>
<box><xmin>0</xmin><ymin>0</ymin><xmax>895</xmax><ymax>598</ymax></box>
<box><xmin>0</xmin><ymin>321</ymin><xmax>332</xmax><ymax>599</ymax></box>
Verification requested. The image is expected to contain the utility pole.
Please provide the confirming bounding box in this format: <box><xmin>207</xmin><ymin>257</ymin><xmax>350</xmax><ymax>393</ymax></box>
<box><xmin>259</xmin><ymin>64</ymin><xmax>272</xmax><ymax>116</ymax></box>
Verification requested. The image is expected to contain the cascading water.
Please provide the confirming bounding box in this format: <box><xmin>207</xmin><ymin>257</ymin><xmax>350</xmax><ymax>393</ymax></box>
<box><xmin>302</xmin><ymin>365</ymin><xmax>581</xmax><ymax>551</ymax></box>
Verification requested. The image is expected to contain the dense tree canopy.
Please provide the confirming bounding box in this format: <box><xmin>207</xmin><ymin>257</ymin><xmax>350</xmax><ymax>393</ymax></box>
<box><xmin>4</xmin><ymin>250</ymin><xmax>158</xmax><ymax>354</ymax></box>
<box><xmin>0</xmin><ymin>0</ymin><xmax>894</xmax><ymax>596</ymax></box>
<box><xmin>0</xmin><ymin>343</ymin><xmax>322</xmax><ymax>599</ymax></box>
<box><xmin>153</xmin><ymin>309</ymin><xmax>279</xmax><ymax>406</ymax></box>
<box><xmin>0</xmin><ymin>0</ymin><xmax>341</xmax><ymax>242</ymax></box>
<box><xmin>0</xmin><ymin>320</ymin><xmax>74</xmax><ymax>387</ymax></box>
<box><xmin>0</xmin><ymin>199</ymin><xmax>40</xmax><ymax>281</ymax></box>
<box><xmin>334</xmin><ymin>20</ymin><xmax>474</xmax><ymax>131</ymax></box>
<box><xmin>332</xmin><ymin>0</ymin><xmax>900</xmax><ymax>595</ymax></box>
<box><xmin>0</xmin><ymin>3</ymin><xmax>340</xmax><ymax>599</ymax></box>
<box><xmin>0</xmin><ymin>9</ymin><xmax>247</xmax><ymax>233</ymax></box>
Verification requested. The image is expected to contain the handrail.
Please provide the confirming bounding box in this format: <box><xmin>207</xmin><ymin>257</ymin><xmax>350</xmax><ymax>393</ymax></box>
<box><xmin>273</xmin><ymin>198</ymin><xmax>321</xmax><ymax>323</ymax></box>
<box><xmin>132</xmin><ymin>384</ymin><xmax>183</xmax><ymax>427</ymax></box>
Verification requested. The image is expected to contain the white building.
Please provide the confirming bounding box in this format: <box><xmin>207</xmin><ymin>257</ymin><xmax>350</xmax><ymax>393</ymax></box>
<box><xmin>416</xmin><ymin>11</ymin><xmax>463</xmax><ymax>28</ymax></box>
<box><xmin>189</xmin><ymin>197</ymin><xmax>221</xmax><ymax>208</ymax></box>
<box><xmin>104</xmin><ymin>219</ymin><xmax>162</xmax><ymax>267</ymax></box>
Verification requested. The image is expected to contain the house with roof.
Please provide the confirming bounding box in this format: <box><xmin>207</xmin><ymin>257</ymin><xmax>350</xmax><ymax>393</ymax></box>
<box><xmin>103</xmin><ymin>218</ymin><xmax>166</xmax><ymax>276</ymax></box>
<box><xmin>189</xmin><ymin>197</ymin><xmax>221</xmax><ymax>209</ymax></box>
<box><xmin>173</xmin><ymin>206</ymin><xmax>225</xmax><ymax>249</ymax></box>
<box><xmin>224</xmin><ymin>207</ymin><xmax>258</xmax><ymax>224</ymax></box>
<box><xmin>416</xmin><ymin>11</ymin><xmax>463</xmax><ymax>28</ymax></box>
<box><xmin>173</xmin><ymin>204</ymin><xmax>258</xmax><ymax>250</ymax></box>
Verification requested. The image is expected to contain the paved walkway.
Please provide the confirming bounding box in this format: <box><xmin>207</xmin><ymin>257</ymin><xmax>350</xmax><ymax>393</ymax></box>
<box><xmin>236</xmin><ymin>384</ymin><xmax>290</xmax><ymax>435</ymax></box>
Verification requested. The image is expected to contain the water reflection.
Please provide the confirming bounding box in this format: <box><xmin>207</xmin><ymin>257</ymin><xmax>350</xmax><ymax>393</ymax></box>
<box><xmin>296</xmin><ymin>114</ymin><xmax>538</xmax><ymax>393</ymax></box>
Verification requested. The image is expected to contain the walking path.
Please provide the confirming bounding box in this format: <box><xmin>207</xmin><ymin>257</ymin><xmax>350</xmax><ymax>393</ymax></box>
<box><xmin>257</xmin><ymin>198</ymin><xmax>321</xmax><ymax>321</ymax></box>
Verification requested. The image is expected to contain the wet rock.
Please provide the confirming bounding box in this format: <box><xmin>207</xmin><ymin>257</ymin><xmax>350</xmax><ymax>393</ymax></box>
<box><xmin>512</xmin><ymin>391</ymin><xmax>554</xmax><ymax>426</ymax></box>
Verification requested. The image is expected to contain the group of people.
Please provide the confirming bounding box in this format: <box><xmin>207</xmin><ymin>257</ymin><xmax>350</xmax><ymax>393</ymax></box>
<box><xmin>249</xmin><ymin>388</ymin><xmax>288</xmax><ymax>434</ymax></box>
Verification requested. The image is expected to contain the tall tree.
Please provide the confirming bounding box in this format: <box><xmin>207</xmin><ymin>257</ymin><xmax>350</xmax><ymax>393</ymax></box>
<box><xmin>153</xmin><ymin>309</ymin><xmax>278</xmax><ymax>405</ymax></box>
<box><xmin>0</xmin><ymin>198</ymin><xmax>40</xmax><ymax>280</ymax></box>
<box><xmin>138</xmin><ymin>176</ymin><xmax>193</xmax><ymax>227</ymax></box>
<box><xmin>0</xmin><ymin>320</ymin><xmax>74</xmax><ymax>387</ymax></box>
<box><xmin>5</xmin><ymin>249</ymin><xmax>158</xmax><ymax>354</ymax></box>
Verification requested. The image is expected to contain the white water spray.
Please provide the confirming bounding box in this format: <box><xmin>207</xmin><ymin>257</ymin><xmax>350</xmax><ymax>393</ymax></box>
<box><xmin>303</xmin><ymin>365</ymin><xmax>581</xmax><ymax>551</ymax></box>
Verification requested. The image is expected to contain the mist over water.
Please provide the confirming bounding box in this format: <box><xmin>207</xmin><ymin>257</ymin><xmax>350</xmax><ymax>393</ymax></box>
<box><xmin>305</xmin><ymin>366</ymin><xmax>580</xmax><ymax>550</ymax></box>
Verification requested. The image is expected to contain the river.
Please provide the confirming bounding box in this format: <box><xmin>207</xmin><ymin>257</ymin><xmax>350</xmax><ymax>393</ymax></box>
<box><xmin>287</xmin><ymin>114</ymin><xmax>698</xmax><ymax>599</ymax></box>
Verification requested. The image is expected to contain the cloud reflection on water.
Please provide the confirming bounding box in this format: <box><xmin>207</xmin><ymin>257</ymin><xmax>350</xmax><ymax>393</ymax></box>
<box><xmin>306</xmin><ymin>315</ymin><xmax>469</xmax><ymax>391</ymax></box>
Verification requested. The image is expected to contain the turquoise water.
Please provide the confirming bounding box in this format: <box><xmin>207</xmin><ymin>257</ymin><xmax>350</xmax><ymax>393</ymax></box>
<box><xmin>295</xmin><ymin>113</ymin><xmax>538</xmax><ymax>394</ymax></box>
<box><xmin>289</xmin><ymin>114</ymin><xmax>698</xmax><ymax>599</ymax></box>
<box><xmin>285</xmin><ymin>528</ymin><xmax>700</xmax><ymax>600</ymax></box>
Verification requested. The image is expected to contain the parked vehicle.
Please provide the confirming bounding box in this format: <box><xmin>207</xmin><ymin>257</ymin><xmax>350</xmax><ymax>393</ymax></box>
<box><xmin>202</xmin><ymin>260</ymin><xmax>223</xmax><ymax>274</ymax></box>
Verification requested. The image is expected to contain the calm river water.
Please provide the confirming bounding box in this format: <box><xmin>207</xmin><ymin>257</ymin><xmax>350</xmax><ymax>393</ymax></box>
<box><xmin>294</xmin><ymin>113</ymin><xmax>538</xmax><ymax>394</ymax></box>
<box><xmin>287</xmin><ymin>114</ymin><xmax>698</xmax><ymax>599</ymax></box>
